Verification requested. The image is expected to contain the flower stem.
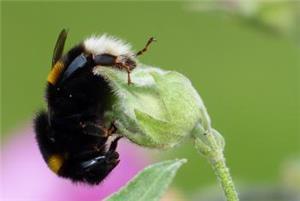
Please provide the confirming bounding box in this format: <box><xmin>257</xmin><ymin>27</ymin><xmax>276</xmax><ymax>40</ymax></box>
<box><xmin>209</xmin><ymin>155</ymin><xmax>239</xmax><ymax>201</ymax></box>
<box><xmin>193</xmin><ymin>125</ymin><xmax>239</xmax><ymax>201</ymax></box>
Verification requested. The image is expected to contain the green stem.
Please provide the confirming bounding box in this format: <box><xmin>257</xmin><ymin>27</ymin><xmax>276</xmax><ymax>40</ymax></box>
<box><xmin>209</xmin><ymin>155</ymin><xmax>239</xmax><ymax>201</ymax></box>
<box><xmin>193</xmin><ymin>125</ymin><xmax>239</xmax><ymax>201</ymax></box>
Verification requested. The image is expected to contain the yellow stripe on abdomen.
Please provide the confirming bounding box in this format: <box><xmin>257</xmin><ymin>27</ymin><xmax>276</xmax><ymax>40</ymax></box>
<box><xmin>47</xmin><ymin>61</ymin><xmax>64</xmax><ymax>85</ymax></box>
<box><xmin>47</xmin><ymin>154</ymin><xmax>64</xmax><ymax>173</ymax></box>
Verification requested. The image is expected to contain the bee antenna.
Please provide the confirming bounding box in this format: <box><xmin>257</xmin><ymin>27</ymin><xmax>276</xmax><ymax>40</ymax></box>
<box><xmin>135</xmin><ymin>37</ymin><xmax>156</xmax><ymax>57</ymax></box>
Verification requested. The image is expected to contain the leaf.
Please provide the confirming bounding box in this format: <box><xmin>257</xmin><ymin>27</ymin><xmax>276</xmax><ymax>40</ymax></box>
<box><xmin>105</xmin><ymin>159</ymin><xmax>187</xmax><ymax>201</ymax></box>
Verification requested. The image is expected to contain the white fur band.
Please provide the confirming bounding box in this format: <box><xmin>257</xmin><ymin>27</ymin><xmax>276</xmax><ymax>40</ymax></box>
<box><xmin>84</xmin><ymin>34</ymin><xmax>134</xmax><ymax>57</ymax></box>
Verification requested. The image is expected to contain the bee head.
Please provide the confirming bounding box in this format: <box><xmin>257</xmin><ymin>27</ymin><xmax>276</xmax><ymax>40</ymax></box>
<box><xmin>47</xmin><ymin>30</ymin><xmax>155</xmax><ymax>87</ymax></box>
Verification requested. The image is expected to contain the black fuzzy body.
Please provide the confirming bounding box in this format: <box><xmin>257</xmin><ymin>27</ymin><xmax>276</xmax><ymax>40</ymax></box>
<box><xmin>34</xmin><ymin>44</ymin><xmax>120</xmax><ymax>185</ymax></box>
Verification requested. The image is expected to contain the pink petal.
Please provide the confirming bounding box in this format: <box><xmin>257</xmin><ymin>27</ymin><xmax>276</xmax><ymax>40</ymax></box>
<box><xmin>1</xmin><ymin>125</ymin><xmax>151</xmax><ymax>201</ymax></box>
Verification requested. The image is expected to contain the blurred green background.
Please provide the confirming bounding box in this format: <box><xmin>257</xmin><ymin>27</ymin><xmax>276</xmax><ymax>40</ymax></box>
<box><xmin>2</xmin><ymin>1</ymin><xmax>299</xmax><ymax>199</ymax></box>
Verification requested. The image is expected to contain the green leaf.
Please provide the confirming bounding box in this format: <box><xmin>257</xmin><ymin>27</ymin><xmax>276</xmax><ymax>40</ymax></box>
<box><xmin>105</xmin><ymin>159</ymin><xmax>187</xmax><ymax>201</ymax></box>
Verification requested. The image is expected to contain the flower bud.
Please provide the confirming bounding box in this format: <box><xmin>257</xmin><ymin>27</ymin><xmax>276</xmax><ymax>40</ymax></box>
<box><xmin>94</xmin><ymin>65</ymin><xmax>211</xmax><ymax>149</ymax></box>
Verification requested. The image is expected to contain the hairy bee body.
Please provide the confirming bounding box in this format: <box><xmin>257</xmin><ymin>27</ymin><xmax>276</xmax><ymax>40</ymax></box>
<box><xmin>34</xmin><ymin>30</ymin><xmax>154</xmax><ymax>184</ymax></box>
<box><xmin>34</xmin><ymin>30</ymin><xmax>135</xmax><ymax>184</ymax></box>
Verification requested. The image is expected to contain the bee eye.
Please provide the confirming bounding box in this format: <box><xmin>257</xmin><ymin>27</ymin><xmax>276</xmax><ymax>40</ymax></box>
<box><xmin>93</xmin><ymin>54</ymin><xmax>116</xmax><ymax>66</ymax></box>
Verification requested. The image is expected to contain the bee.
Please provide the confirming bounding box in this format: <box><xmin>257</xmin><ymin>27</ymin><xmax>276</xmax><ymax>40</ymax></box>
<box><xmin>34</xmin><ymin>29</ymin><xmax>155</xmax><ymax>185</ymax></box>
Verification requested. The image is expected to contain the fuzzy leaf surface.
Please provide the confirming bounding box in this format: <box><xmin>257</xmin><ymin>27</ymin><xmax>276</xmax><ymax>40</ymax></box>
<box><xmin>105</xmin><ymin>159</ymin><xmax>187</xmax><ymax>201</ymax></box>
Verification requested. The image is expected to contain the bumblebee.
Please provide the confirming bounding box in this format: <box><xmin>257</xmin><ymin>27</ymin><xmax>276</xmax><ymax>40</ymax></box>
<box><xmin>34</xmin><ymin>30</ymin><xmax>155</xmax><ymax>184</ymax></box>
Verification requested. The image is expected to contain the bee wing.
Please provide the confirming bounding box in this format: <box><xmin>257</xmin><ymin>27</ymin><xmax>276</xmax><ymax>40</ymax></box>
<box><xmin>52</xmin><ymin>29</ymin><xmax>68</xmax><ymax>67</ymax></box>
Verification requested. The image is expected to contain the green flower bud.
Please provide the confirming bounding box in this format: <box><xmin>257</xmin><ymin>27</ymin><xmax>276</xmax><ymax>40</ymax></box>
<box><xmin>94</xmin><ymin>65</ymin><xmax>211</xmax><ymax>148</ymax></box>
<box><xmin>95</xmin><ymin>65</ymin><xmax>238</xmax><ymax>201</ymax></box>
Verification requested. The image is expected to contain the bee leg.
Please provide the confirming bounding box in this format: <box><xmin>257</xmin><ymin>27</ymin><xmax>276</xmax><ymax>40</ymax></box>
<box><xmin>108</xmin><ymin>121</ymin><xmax>117</xmax><ymax>135</ymax></box>
<box><xmin>125</xmin><ymin>66</ymin><xmax>132</xmax><ymax>85</ymax></box>
<box><xmin>80</xmin><ymin>122</ymin><xmax>104</xmax><ymax>137</ymax></box>
<box><xmin>58</xmin><ymin>132</ymin><xmax>122</xmax><ymax>184</ymax></box>
<box><xmin>60</xmin><ymin>151</ymin><xmax>120</xmax><ymax>185</ymax></box>
<box><xmin>82</xmin><ymin>153</ymin><xmax>120</xmax><ymax>184</ymax></box>
<box><xmin>80</xmin><ymin>122</ymin><xmax>109</xmax><ymax>137</ymax></box>
<box><xmin>81</xmin><ymin>120</ymin><xmax>118</xmax><ymax>137</ymax></box>
<box><xmin>79</xmin><ymin>136</ymin><xmax>122</xmax><ymax>171</ymax></box>
<box><xmin>109</xmin><ymin>136</ymin><xmax>122</xmax><ymax>152</ymax></box>
<box><xmin>115</xmin><ymin>56</ymin><xmax>136</xmax><ymax>85</ymax></box>
<box><xmin>76</xmin><ymin>136</ymin><xmax>121</xmax><ymax>170</ymax></box>
<box><xmin>80</xmin><ymin>149</ymin><xmax>120</xmax><ymax>179</ymax></box>
<box><xmin>93</xmin><ymin>54</ymin><xmax>136</xmax><ymax>85</ymax></box>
